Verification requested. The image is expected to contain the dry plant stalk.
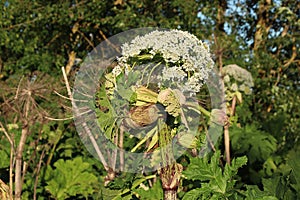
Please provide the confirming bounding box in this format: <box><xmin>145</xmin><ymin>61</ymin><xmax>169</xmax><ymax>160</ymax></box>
<box><xmin>62</xmin><ymin>67</ymin><xmax>110</xmax><ymax>171</ymax></box>
<box><xmin>0</xmin><ymin>72</ymin><xmax>54</xmax><ymax>199</ymax></box>
<box><xmin>0</xmin><ymin>179</ymin><xmax>12</xmax><ymax>200</ymax></box>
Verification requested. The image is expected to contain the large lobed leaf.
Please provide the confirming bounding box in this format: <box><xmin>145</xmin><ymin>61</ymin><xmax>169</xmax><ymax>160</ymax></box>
<box><xmin>182</xmin><ymin>151</ymin><xmax>247</xmax><ymax>199</ymax></box>
<box><xmin>45</xmin><ymin>157</ymin><xmax>98</xmax><ymax>200</ymax></box>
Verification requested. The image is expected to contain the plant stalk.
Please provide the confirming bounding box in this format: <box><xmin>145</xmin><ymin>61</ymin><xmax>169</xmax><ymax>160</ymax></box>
<box><xmin>158</xmin><ymin>119</ymin><xmax>182</xmax><ymax>200</ymax></box>
<box><xmin>15</xmin><ymin>124</ymin><xmax>28</xmax><ymax>200</ymax></box>
<box><xmin>164</xmin><ymin>190</ymin><xmax>177</xmax><ymax>200</ymax></box>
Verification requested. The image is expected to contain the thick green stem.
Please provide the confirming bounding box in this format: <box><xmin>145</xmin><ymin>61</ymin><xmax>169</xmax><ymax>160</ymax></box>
<box><xmin>158</xmin><ymin>119</ymin><xmax>182</xmax><ymax>200</ymax></box>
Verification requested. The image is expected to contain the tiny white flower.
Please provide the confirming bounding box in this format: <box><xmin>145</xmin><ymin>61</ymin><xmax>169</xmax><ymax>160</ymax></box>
<box><xmin>223</xmin><ymin>75</ymin><xmax>230</xmax><ymax>83</ymax></box>
<box><xmin>112</xmin><ymin>65</ymin><xmax>122</xmax><ymax>77</ymax></box>
<box><xmin>239</xmin><ymin>84</ymin><xmax>245</xmax><ymax>92</ymax></box>
<box><xmin>223</xmin><ymin>64</ymin><xmax>254</xmax><ymax>88</ymax></box>
<box><xmin>223</xmin><ymin>64</ymin><xmax>254</xmax><ymax>95</ymax></box>
<box><xmin>162</xmin><ymin>67</ymin><xmax>186</xmax><ymax>81</ymax></box>
<box><xmin>118</xmin><ymin>30</ymin><xmax>214</xmax><ymax>93</ymax></box>
<box><xmin>231</xmin><ymin>83</ymin><xmax>238</xmax><ymax>91</ymax></box>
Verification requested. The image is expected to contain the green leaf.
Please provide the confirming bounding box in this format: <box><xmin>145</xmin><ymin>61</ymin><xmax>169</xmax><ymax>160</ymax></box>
<box><xmin>230</xmin><ymin>124</ymin><xmax>277</xmax><ymax>164</ymax></box>
<box><xmin>224</xmin><ymin>156</ymin><xmax>248</xmax><ymax>179</ymax></box>
<box><xmin>134</xmin><ymin>180</ymin><xmax>163</xmax><ymax>200</ymax></box>
<box><xmin>177</xmin><ymin>132</ymin><xmax>197</xmax><ymax>148</ymax></box>
<box><xmin>183</xmin><ymin>151</ymin><xmax>248</xmax><ymax>199</ymax></box>
<box><xmin>183</xmin><ymin>151</ymin><xmax>221</xmax><ymax>181</ymax></box>
<box><xmin>45</xmin><ymin>157</ymin><xmax>98</xmax><ymax>199</ymax></box>
<box><xmin>287</xmin><ymin>149</ymin><xmax>300</xmax><ymax>193</ymax></box>
<box><xmin>0</xmin><ymin>148</ymin><xmax>10</xmax><ymax>168</ymax></box>
<box><xmin>182</xmin><ymin>188</ymin><xmax>202</xmax><ymax>200</ymax></box>
<box><xmin>147</xmin><ymin>131</ymin><xmax>158</xmax><ymax>151</ymax></box>
<box><xmin>243</xmin><ymin>185</ymin><xmax>278</xmax><ymax>200</ymax></box>
<box><xmin>95</xmin><ymin>83</ymin><xmax>117</xmax><ymax>139</ymax></box>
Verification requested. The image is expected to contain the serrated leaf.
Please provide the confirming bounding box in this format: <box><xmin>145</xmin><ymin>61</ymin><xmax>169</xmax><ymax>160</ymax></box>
<box><xmin>243</xmin><ymin>185</ymin><xmax>278</xmax><ymax>200</ymax></box>
<box><xmin>183</xmin><ymin>151</ymin><xmax>249</xmax><ymax>198</ymax></box>
<box><xmin>287</xmin><ymin>149</ymin><xmax>300</xmax><ymax>190</ymax></box>
<box><xmin>134</xmin><ymin>180</ymin><xmax>163</xmax><ymax>200</ymax></box>
<box><xmin>230</xmin><ymin>124</ymin><xmax>277</xmax><ymax>164</ymax></box>
<box><xmin>45</xmin><ymin>157</ymin><xmax>98</xmax><ymax>199</ymax></box>
<box><xmin>182</xmin><ymin>152</ymin><xmax>221</xmax><ymax>181</ymax></box>
<box><xmin>182</xmin><ymin>188</ymin><xmax>202</xmax><ymax>200</ymax></box>
<box><xmin>224</xmin><ymin>156</ymin><xmax>248</xmax><ymax>178</ymax></box>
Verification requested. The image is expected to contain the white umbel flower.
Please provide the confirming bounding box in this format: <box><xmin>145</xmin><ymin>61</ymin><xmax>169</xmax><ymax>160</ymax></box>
<box><xmin>118</xmin><ymin>30</ymin><xmax>214</xmax><ymax>93</ymax></box>
<box><xmin>222</xmin><ymin>64</ymin><xmax>253</xmax><ymax>87</ymax></box>
<box><xmin>222</xmin><ymin>64</ymin><xmax>254</xmax><ymax>94</ymax></box>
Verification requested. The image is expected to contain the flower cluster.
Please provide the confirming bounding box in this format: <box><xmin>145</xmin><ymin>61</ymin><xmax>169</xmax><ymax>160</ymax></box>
<box><xmin>222</xmin><ymin>64</ymin><xmax>254</xmax><ymax>95</ymax></box>
<box><xmin>116</xmin><ymin>30</ymin><xmax>214</xmax><ymax>93</ymax></box>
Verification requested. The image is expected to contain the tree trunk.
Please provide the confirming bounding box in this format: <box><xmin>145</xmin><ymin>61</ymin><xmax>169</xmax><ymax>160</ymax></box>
<box><xmin>253</xmin><ymin>0</ymin><xmax>272</xmax><ymax>51</ymax></box>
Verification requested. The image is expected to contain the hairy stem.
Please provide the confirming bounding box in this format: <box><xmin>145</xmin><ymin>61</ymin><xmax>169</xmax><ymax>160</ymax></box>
<box><xmin>164</xmin><ymin>190</ymin><xmax>177</xmax><ymax>200</ymax></box>
<box><xmin>158</xmin><ymin>119</ymin><xmax>182</xmax><ymax>200</ymax></box>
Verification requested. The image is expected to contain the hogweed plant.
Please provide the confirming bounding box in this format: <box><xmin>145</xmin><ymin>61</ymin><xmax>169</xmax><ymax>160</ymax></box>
<box><xmin>115</xmin><ymin>30</ymin><xmax>219</xmax><ymax>198</ymax></box>
<box><xmin>73</xmin><ymin>29</ymin><xmax>226</xmax><ymax>200</ymax></box>
<box><xmin>111</xmin><ymin>30</ymin><xmax>214</xmax><ymax>199</ymax></box>
<box><xmin>221</xmin><ymin>64</ymin><xmax>254</xmax><ymax>164</ymax></box>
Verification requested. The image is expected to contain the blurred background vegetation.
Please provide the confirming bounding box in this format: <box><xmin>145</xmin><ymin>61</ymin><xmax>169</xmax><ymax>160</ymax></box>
<box><xmin>0</xmin><ymin>0</ymin><xmax>299</xmax><ymax>199</ymax></box>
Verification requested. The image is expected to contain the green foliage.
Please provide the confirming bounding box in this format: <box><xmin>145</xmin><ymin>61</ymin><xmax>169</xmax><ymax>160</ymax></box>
<box><xmin>241</xmin><ymin>185</ymin><xmax>278</xmax><ymax>200</ymax></box>
<box><xmin>181</xmin><ymin>151</ymin><xmax>282</xmax><ymax>199</ymax></box>
<box><xmin>182</xmin><ymin>151</ymin><xmax>247</xmax><ymax>199</ymax></box>
<box><xmin>230</xmin><ymin>124</ymin><xmax>277</xmax><ymax>164</ymax></box>
<box><xmin>45</xmin><ymin>157</ymin><xmax>98</xmax><ymax>199</ymax></box>
<box><xmin>100</xmin><ymin>173</ymin><xmax>158</xmax><ymax>200</ymax></box>
<box><xmin>134</xmin><ymin>180</ymin><xmax>164</xmax><ymax>200</ymax></box>
<box><xmin>259</xmin><ymin>145</ymin><xmax>300</xmax><ymax>200</ymax></box>
<box><xmin>95</xmin><ymin>82</ymin><xmax>117</xmax><ymax>139</ymax></box>
<box><xmin>0</xmin><ymin>0</ymin><xmax>299</xmax><ymax>199</ymax></box>
<box><xmin>0</xmin><ymin>140</ymin><xmax>10</xmax><ymax>169</ymax></box>
<box><xmin>287</xmin><ymin>150</ymin><xmax>300</xmax><ymax>196</ymax></box>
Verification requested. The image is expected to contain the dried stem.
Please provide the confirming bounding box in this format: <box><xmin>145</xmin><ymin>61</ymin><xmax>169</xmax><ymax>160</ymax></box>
<box><xmin>61</xmin><ymin>67</ymin><xmax>109</xmax><ymax>171</ymax></box>
<box><xmin>224</xmin><ymin>95</ymin><xmax>237</xmax><ymax>164</ymax></box>
<box><xmin>99</xmin><ymin>29</ymin><xmax>120</xmax><ymax>53</ymax></box>
<box><xmin>21</xmin><ymin>161</ymin><xmax>28</xmax><ymax>186</ymax></box>
<box><xmin>33</xmin><ymin>149</ymin><xmax>45</xmax><ymax>200</ymax></box>
<box><xmin>111</xmin><ymin>131</ymin><xmax>118</xmax><ymax>171</ymax></box>
<box><xmin>215</xmin><ymin>42</ymin><xmax>231</xmax><ymax>165</ymax></box>
<box><xmin>53</xmin><ymin>90</ymin><xmax>88</xmax><ymax>102</ymax></box>
<box><xmin>119</xmin><ymin>125</ymin><xmax>124</xmax><ymax>171</ymax></box>
<box><xmin>224</xmin><ymin>125</ymin><xmax>231</xmax><ymax>165</ymax></box>
<box><xmin>14</xmin><ymin>75</ymin><xmax>24</xmax><ymax>100</ymax></box>
<box><xmin>205</xmin><ymin>125</ymin><xmax>216</xmax><ymax>153</ymax></box>
<box><xmin>230</xmin><ymin>95</ymin><xmax>237</xmax><ymax>116</ymax></box>
<box><xmin>44</xmin><ymin>116</ymin><xmax>74</xmax><ymax>121</ymax></box>
<box><xmin>0</xmin><ymin>122</ymin><xmax>14</xmax><ymax>148</ymax></box>
<box><xmin>15</xmin><ymin>124</ymin><xmax>29</xmax><ymax>200</ymax></box>
<box><xmin>78</xmin><ymin>29</ymin><xmax>95</xmax><ymax>49</ymax></box>
<box><xmin>164</xmin><ymin>190</ymin><xmax>177</xmax><ymax>200</ymax></box>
